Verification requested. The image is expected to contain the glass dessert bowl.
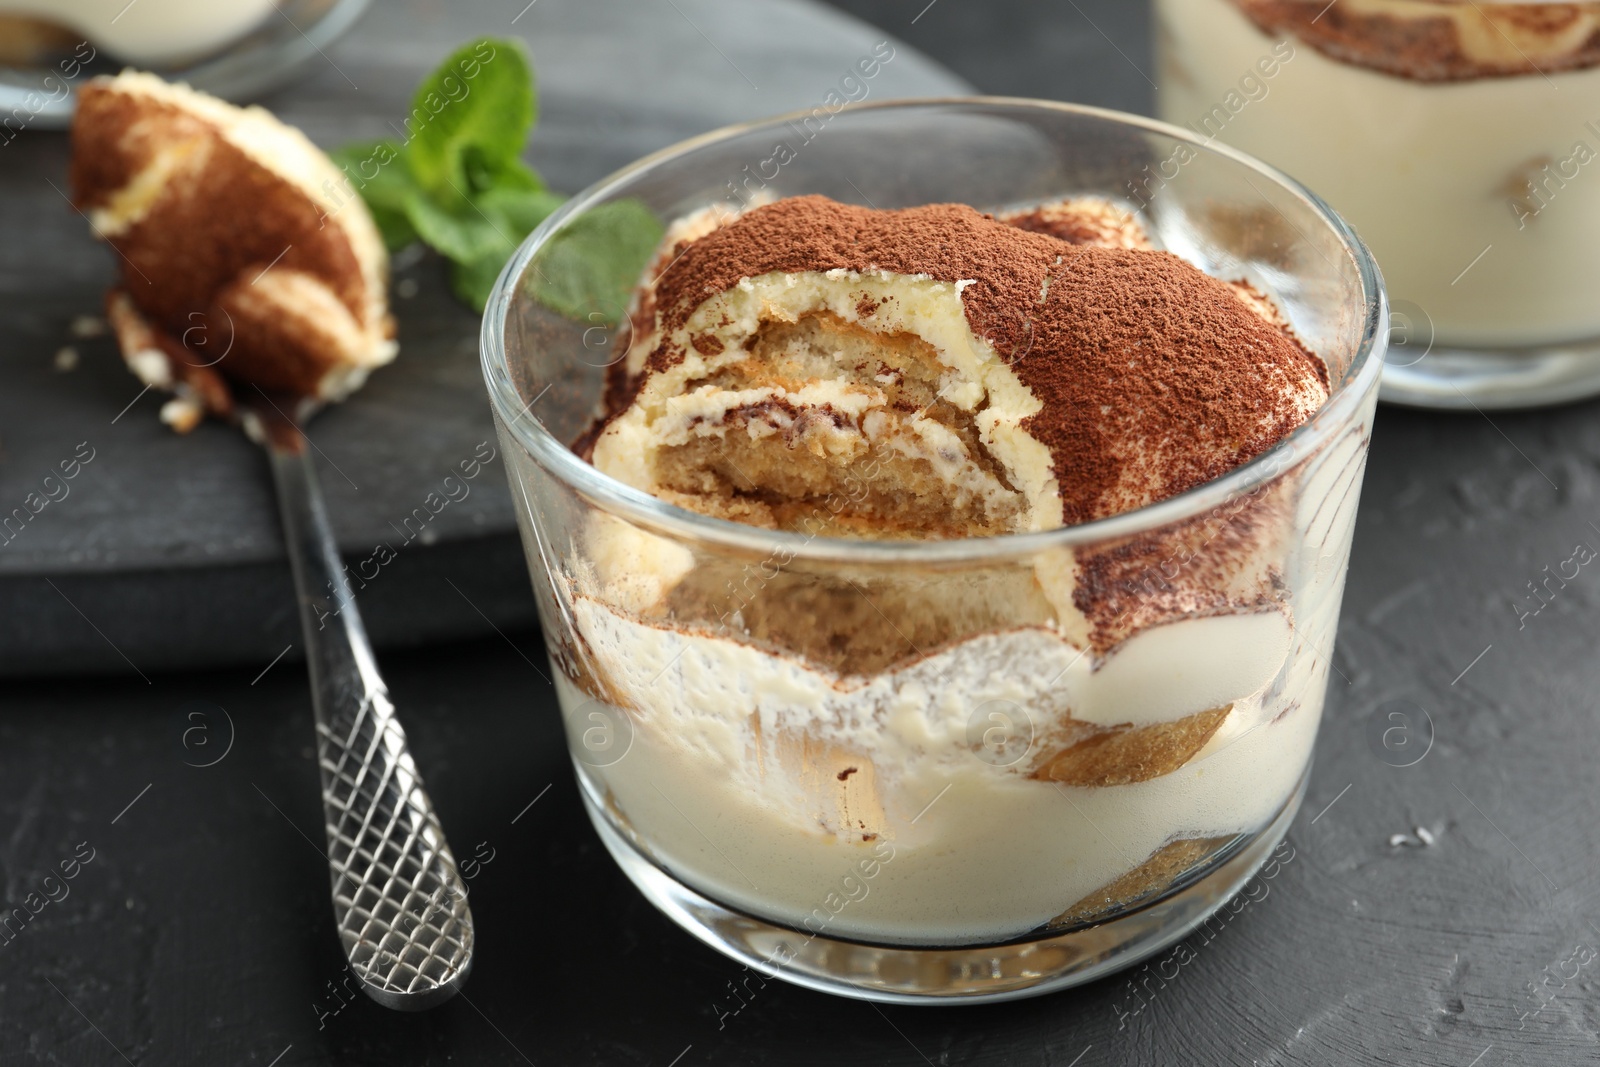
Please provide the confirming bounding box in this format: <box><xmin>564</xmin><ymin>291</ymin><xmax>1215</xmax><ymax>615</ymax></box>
<box><xmin>482</xmin><ymin>99</ymin><xmax>1386</xmax><ymax>1002</ymax></box>
<box><xmin>1157</xmin><ymin>0</ymin><xmax>1600</xmax><ymax>409</ymax></box>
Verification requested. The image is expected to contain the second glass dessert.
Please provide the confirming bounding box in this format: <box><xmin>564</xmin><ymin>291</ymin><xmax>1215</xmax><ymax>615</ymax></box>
<box><xmin>483</xmin><ymin>100</ymin><xmax>1386</xmax><ymax>1001</ymax></box>
<box><xmin>1158</xmin><ymin>0</ymin><xmax>1600</xmax><ymax>408</ymax></box>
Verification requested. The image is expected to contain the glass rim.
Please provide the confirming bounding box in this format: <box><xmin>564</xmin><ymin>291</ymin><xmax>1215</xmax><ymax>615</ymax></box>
<box><xmin>480</xmin><ymin>95</ymin><xmax>1388</xmax><ymax>564</ymax></box>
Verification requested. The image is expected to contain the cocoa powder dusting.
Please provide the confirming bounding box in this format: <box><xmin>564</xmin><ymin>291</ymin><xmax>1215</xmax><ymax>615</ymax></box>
<box><xmin>642</xmin><ymin>196</ymin><xmax>1326</xmax><ymax>525</ymax></box>
<box><xmin>1013</xmin><ymin>245</ymin><xmax>1320</xmax><ymax>525</ymax></box>
<box><xmin>1001</xmin><ymin>205</ymin><xmax>1148</xmax><ymax>249</ymax></box>
<box><xmin>1004</xmin><ymin>208</ymin><xmax>1100</xmax><ymax>244</ymax></box>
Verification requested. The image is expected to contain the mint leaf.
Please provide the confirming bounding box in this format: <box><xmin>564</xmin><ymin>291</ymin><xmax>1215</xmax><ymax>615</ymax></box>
<box><xmin>404</xmin><ymin>38</ymin><xmax>534</xmax><ymax>206</ymax></box>
<box><xmin>527</xmin><ymin>199</ymin><xmax>664</xmax><ymax>323</ymax></box>
<box><xmin>402</xmin><ymin>193</ymin><xmax>506</xmax><ymax>265</ymax></box>
<box><xmin>328</xmin><ymin>139</ymin><xmax>419</xmax><ymax>251</ymax></box>
<box><xmin>448</xmin><ymin>188</ymin><xmax>566</xmax><ymax>310</ymax></box>
<box><xmin>489</xmin><ymin>159</ymin><xmax>547</xmax><ymax>193</ymax></box>
<box><xmin>450</xmin><ymin>246</ymin><xmax>517</xmax><ymax>312</ymax></box>
<box><xmin>402</xmin><ymin>186</ymin><xmax>567</xmax><ymax>311</ymax></box>
<box><xmin>478</xmin><ymin>185</ymin><xmax>565</xmax><ymax>236</ymax></box>
<box><xmin>332</xmin><ymin>36</ymin><xmax>624</xmax><ymax>316</ymax></box>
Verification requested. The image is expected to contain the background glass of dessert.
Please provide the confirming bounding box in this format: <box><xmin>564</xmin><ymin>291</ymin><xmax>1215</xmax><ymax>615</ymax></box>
<box><xmin>0</xmin><ymin>0</ymin><xmax>369</xmax><ymax>130</ymax></box>
<box><xmin>482</xmin><ymin>100</ymin><xmax>1387</xmax><ymax>1001</ymax></box>
<box><xmin>1158</xmin><ymin>0</ymin><xmax>1600</xmax><ymax>409</ymax></box>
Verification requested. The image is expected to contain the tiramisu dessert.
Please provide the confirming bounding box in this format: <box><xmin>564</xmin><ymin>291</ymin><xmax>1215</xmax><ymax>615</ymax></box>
<box><xmin>542</xmin><ymin>194</ymin><xmax>1366</xmax><ymax>945</ymax></box>
<box><xmin>71</xmin><ymin>72</ymin><xmax>395</xmax><ymax>431</ymax></box>
<box><xmin>1158</xmin><ymin>0</ymin><xmax>1600</xmax><ymax>350</ymax></box>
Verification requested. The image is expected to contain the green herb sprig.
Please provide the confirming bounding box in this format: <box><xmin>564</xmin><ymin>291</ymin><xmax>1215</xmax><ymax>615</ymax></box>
<box><xmin>331</xmin><ymin>37</ymin><xmax>660</xmax><ymax>317</ymax></box>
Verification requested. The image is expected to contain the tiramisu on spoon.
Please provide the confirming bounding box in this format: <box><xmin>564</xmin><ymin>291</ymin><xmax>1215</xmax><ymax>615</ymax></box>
<box><xmin>71</xmin><ymin>71</ymin><xmax>473</xmax><ymax>1010</ymax></box>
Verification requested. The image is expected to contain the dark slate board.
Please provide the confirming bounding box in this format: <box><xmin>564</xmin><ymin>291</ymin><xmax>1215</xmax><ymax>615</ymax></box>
<box><xmin>0</xmin><ymin>0</ymin><xmax>967</xmax><ymax>677</ymax></box>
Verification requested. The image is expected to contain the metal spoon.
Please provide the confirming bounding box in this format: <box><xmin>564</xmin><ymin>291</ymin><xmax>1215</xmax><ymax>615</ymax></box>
<box><xmin>256</xmin><ymin>398</ymin><xmax>474</xmax><ymax>1010</ymax></box>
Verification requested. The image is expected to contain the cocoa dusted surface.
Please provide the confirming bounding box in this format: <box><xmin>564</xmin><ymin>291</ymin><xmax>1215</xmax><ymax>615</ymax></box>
<box><xmin>999</xmin><ymin>202</ymin><xmax>1152</xmax><ymax>249</ymax></box>
<box><xmin>641</xmin><ymin>195</ymin><xmax>1325</xmax><ymax>525</ymax></box>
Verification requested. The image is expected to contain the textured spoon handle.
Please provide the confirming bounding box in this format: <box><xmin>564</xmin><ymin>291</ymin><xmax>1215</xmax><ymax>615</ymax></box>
<box><xmin>269</xmin><ymin>439</ymin><xmax>474</xmax><ymax>1011</ymax></box>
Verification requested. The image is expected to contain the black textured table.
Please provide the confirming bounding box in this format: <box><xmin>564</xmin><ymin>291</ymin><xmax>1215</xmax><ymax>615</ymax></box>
<box><xmin>5</xmin><ymin>2</ymin><xmax>1598</xmax><ymax>1065</ymax></box>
